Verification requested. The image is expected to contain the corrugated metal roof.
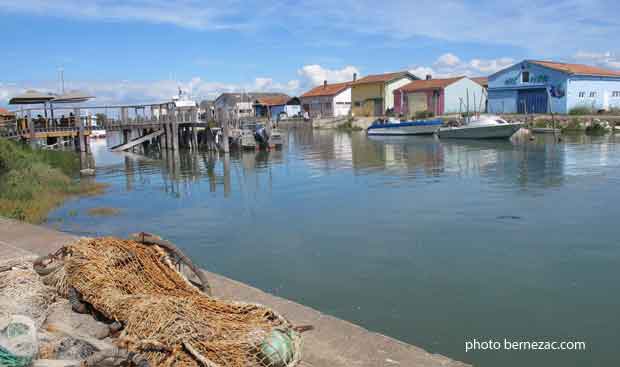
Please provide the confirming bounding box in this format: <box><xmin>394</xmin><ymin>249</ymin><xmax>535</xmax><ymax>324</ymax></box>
<box><xmin>530</xmin><ymin>60</ymin><xmax>620</xmax><ymax>77</ymax></box>
<box><xmin>301</xmin><ymin>81</ymin><xmax>352</xmax><ymax>98</ymax></box>
<box><xmin>396</xmin><ymin>77</ymin><xmax>464</xmax><ymax>93</ymax></box>
<box><xmin>353</xmin><ymin>71</ymin><xmax>414</xmax><ymax>85</ymax></box>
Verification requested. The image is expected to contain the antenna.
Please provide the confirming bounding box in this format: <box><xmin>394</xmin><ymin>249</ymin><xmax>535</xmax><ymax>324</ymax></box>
<box><xmin>58</xmin><ymin>66</ymin><xmax>65</xmax><ymax>94</ymax></box>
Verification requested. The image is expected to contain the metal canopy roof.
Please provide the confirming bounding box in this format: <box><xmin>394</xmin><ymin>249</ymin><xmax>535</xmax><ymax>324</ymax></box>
<box><xmin>8</xmin><ymin>90</ymin><xmax>56</xmax><ymax>105</ymax></box>
<box><xmin>52</xmin><ymin>91</ymin><xmax>95</xmax><ymax>104</ymax></box>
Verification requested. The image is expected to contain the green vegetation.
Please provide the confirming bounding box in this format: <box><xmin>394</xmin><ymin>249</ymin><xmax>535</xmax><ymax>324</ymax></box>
<box><xmin>87</xmin><ymin>207</ymin><xmax>120</xmax><ymax>217</ymax></box>
<box><xmin>0</xmin><ymin>139</ymin><xmax>106</xmax><ymax>223</ymax></box>
<box><xmin>561</xmin><ymin>118</ymin><xmax>585</xmax><ymax>132</ymax></box>
<box><xmin>585</xmin><ymin>122</ymin><xmax>609</xmax><ymax>135</ymax></box>
<box><xmin>337</xmin><ymin>118</ymin><xmax>363</xmax><ymax>131</ymax></box>
<box><xmin>568</xmin><ymin>106</ymin><xmax>591</xmax><ymax>115</ymax></box>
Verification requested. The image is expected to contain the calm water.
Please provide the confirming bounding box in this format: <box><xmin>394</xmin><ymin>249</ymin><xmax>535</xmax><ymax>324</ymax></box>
<box><xmin>48</xmin><ymin>128</ymin><xmax>620</xmax><ymax>366</ymax></box>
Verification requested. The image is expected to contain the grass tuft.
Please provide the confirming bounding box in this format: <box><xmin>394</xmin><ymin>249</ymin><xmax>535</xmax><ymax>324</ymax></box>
<box><xmin>0</xmin><ymin>139</ymin><xmax>107</xmax><ymax>223</ymax></box>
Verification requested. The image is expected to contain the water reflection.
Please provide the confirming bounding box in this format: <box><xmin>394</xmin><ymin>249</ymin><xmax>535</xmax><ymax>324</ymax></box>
<box><xmin>99</xmin><ymin>129</ymin><xmax>620</xmax><ymax>198</ymax></box>
<box><xmin>70</xmin><ymin>128</ymin><xmax>620</xmax><ymax>367</ymax></box>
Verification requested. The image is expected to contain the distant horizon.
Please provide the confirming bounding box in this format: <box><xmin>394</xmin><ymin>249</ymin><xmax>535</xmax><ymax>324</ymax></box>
<box><xmin>2</xmin><ymin>0</ymin><xmax>619</xmax><ymax>107</ymax></box>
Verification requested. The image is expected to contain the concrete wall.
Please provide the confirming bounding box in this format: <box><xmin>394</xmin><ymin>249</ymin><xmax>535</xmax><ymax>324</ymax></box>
<box><xmin>488</xmin><ymin>90</ymin><xmax>518</xmax><ymax>113</ymax></box>
<box><xmin>300</xmin><ymin>92</ymin><xmax>347</xmax><ymax>118</ymax></box>
<box><xmin>488</xmin><ymin>61</ymin><xmax>568</xmax><ymax>113</ymax></box>
<box><xmin>351</xmin><ymin>83</ymin><xmax>383</xmax><ymax>116</ymax></box>
<box><xmin>333</xmin><ymin>87</ymin><xmax>352</xmax><ymax>117</ymax></box>
<box><xmin>567</xmin><ymin>77</ymin><xmax>620</xmax><ymax>112</ymax></box>
<box><xmin>385</xmin><ymin>77</ymin><xmax>414</xmax><ymax>111</ymax></box>
<box><xmin>444</xmin><ymin>78</ymin><xmax>487</xmax><ymax>114</ymax></box>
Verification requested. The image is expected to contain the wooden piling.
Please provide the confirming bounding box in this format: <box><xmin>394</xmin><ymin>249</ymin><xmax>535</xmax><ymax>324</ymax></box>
<box><xmin>75</xmin><ymin>108</ymin><xmax>86</xmax><ymax>153</ymax></box>
<box><xmin>222</xmin><ymin>123</ymin><xmax>230</xmax><ymax>153</ymax></box>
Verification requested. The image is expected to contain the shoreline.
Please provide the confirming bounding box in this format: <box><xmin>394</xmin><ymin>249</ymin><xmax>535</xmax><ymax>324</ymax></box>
<box><xmin>0</xmin><ymin>217</ymin><xmax>470</xmax><ymax>367</ymax></box>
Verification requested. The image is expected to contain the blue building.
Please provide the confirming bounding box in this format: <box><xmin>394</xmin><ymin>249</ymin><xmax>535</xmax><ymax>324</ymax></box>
<box><xmin>488</xmin><ymin>60</ymin><xmax>620</xmax><ymax>114</ymax></box>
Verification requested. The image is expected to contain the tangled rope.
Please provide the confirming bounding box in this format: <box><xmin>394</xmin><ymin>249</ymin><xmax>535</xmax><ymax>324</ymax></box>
<box><xmin>35</xmin><ymin>236</ymin><xmax>308</xmax><ymax>367</ymax></box>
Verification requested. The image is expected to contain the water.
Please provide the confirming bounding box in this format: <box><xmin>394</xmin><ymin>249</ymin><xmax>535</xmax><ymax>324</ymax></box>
<box><xmin>48</xmin><ymin>129</ymin><xmax>620</xmax><ymax>366</ymax></box>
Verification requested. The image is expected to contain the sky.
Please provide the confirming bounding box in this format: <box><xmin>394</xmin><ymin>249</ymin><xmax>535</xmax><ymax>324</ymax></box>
<box><xmin>1</xmin><ymin>0</ymin><xmax>620</xmax><ymax>106</ymax></box>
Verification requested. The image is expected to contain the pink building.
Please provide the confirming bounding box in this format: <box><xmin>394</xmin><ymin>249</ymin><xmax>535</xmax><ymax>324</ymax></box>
<box><xmin>394</xmin><ymin>76</ymin><xmax>487</xmax><ymax>117</ymax></box>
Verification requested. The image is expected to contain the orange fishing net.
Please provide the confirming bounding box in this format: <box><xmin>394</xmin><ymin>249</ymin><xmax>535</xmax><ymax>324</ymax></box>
<box><xmin>47</xmin><ymin>237</ymin><xmax>302</xmax><ymax>367</ymax></box>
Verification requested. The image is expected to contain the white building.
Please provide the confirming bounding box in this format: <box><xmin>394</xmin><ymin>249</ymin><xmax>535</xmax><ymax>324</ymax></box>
<box><xmin>300</xmin><ymin>81</ymin><xmax>353</xmax><ymax>118</ymax></box>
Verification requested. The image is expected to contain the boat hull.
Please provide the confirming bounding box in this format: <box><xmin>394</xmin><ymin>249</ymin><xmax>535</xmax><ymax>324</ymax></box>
<box><xmin>367</xmin><ymin>120</ymin><xmax>442</xmax><ymax>136</ymax></box>
<box><xmin>439</xmin><ymin>123</ymin><xmax>522</xmax><ymax>139</ymax></box>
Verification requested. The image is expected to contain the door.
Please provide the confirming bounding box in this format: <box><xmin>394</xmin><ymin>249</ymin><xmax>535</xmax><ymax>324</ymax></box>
<box><xmin>407</xmin><ymin>93</ymin><xmax>427</xmax><ymax>116</ymax></box>
<box><xmin>373</xmin><ymin>99</ymin><xmax>384</xmax><ymax>116</ymax></box>
<box><xmin>517</xmin><ymin>89</ymin><xmax>548</xmax><ymax>114</ymax></box>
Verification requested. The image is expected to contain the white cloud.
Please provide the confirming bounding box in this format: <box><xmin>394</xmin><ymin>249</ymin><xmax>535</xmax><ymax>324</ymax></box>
<box><xmin>573</xmin><ymin>51</ymin><xmax>620</xmax><ymax>70</ymax></box>
<box><xmin>2</xmin><ymin>0</ymin><xmax>620</xmax><ymax>54</ymax></box>
<box><xmin>0</xmin><ymin>76</ymin><xmax>302</xmax><ymax>108</ymax></box>
<box><xmin>290</xmin><ymin>0</ymin><xmax>620</xmax><ymax>54</ymax></box>
<box><xmin>408</xmin><ymin>54</ymin><xmax>514</xmax><ymax>79</ymax></box>
<box><xmin>297</xmin><ymin>65</ymin><xmax>359</xmax><ymax>87</ymax></box>
<box><xmin>0</xmin><ymin>0</ymin><xmax>248</xmax><ymax>30</ymax></box>
<box><xmin>436</xmin><ymin>53</ymin><xmax>461</xmax><ymax>67</ymax></box>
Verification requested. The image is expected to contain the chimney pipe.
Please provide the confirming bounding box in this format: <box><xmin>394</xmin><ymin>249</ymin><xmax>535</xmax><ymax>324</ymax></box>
<box><xmin>323</xmin><ymin>80</ymin><xmax>327</xmax><ymax>88</ymax></box>
<box><xmin>353</xmin><ymin>73</ymin><xmax>357</xmax><ymax>81</ymax></box>
<box><xmin>426</xmin><ymin>74</ymin><xmax>432</xmax><ymax>80</ymax></box>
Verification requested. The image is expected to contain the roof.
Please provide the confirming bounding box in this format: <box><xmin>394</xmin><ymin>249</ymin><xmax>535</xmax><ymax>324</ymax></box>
<box><xmin>397</xmin><ymin>77</ymin><xmax>464</xmax><ymax>93</ymax></box>
<box><xmin>471</xmin><ymin>77</ymin><xmax>488</xmax><ymax>87</ymax></box>
<box><xmin>254</xmin><ymin>95</ymin><xmax>290</xmax><ymax>106</ymax></box>
<box><xmin>529</xmin><ymin>60</ymin><xmax>620</xmax><ymax>77</ymax></box>
<box><xmin>0</xmin><ymin>108</ymin><xmax>14</xmax><ymax>116</ymax></box>
<box><xmin>9</xmin><ymin>90</ymin><xmax>56</xmax><ymax>105</ymax></box>
<box><xmin>353</xmin><ymin>71</ymin><xmax>416</xmax><ymax>85</ymax></box>
<box><xmin>301</xmin><ymin>81</ymin><xmax>352</xmax><ymax>98</ymax></box>
<box><xmin>52</xmin><ymin>91</ymin><xmax>95</xmax><ymax>104</ymax></box>
<box><xmin>215</xmin><ymin>92</ymin><xmax>288</xmax><ymax>106</ymax></box>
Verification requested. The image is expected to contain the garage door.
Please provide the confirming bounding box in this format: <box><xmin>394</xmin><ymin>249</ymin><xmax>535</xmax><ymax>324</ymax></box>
<box><xmin>407</xmin><ymin>93</ymin><xmax>427</xmax><ymax>115</ymax></box>
<box><xmin>518</xmin><ymin>89</ymin><xmax>548</xmax><ymax>114</ymax></box>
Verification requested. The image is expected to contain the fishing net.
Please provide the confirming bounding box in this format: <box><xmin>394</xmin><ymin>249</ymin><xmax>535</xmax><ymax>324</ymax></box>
<box><xmin>45</xmin><ymin>237</ymin><xmax>303</xmax><ymax>367</ymax></box>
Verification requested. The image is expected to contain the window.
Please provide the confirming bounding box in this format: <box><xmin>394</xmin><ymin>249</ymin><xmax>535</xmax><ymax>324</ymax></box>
<box><xmin>612</xmin><ymin>91</ymin><xmax>620</xmax><ymax>98</ymax></box>
<box><xmin>578</xmin><ymin>91</ymin><xmax>585</xmax><ymax>98</ymax></box>
<box><xmin>589</xmin><ymin>91</ymin><xmax>597</xmax><ymax>98</ymax></box>
<box><xmin>354</xmin><ymin>101</ymin><xmax>362</xmax><ymax>107</ymax></box>
<box><xmin>522</xmin><ymin>71</ymin><xmax>530</xmax><ymax>83</ymax></box>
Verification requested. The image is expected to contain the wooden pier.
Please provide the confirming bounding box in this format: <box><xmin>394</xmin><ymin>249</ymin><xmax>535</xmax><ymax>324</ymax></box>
<box><xmin>1</xmin><ymin>101</ymin><xmax>218</xmax><ymax>153</ymax></box>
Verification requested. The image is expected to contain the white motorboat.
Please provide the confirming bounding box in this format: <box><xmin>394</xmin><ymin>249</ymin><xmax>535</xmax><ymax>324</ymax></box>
<box><xmin>269</xmin><ymin>128</ymin><xmax>284</xmax><ymax>148</ymax></box>
<box><xmin>367</xmin><ymin>118</ymin><xmax>442</xmax><ymax>135</ymax></box>
<box><xmin>439</xmin><ymin>115</ymin><xmax>522</xmax><ymax>139</ymax></box>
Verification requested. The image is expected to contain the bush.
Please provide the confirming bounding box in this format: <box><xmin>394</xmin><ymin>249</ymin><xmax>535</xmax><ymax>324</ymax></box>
<box><xmin>0</xmin><ymin>139</ymin><xmax>106</xmax><ymax>223</ymax></box>
<box><xmin>569</xmin><ymin>106</ymin><xmax>591</xmax><ymax>115</ymax></box>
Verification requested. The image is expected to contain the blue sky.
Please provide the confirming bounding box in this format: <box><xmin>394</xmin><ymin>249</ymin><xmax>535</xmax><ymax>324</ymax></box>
<box><xmin>1</xmin><ymin>0</ymin><xmax>620</xmax><ymax>106</ymax></box>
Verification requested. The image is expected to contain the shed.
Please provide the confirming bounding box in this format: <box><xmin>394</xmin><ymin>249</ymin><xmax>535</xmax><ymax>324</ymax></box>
<box><xmin>488</xmin><ymin>60</ymin><xmax>620</xmax><ymax>114</ymax></box>
<box><xmin>351</xmin><ymin>71</ymin><xmax>418</xmax><ymax>117</ymax></box>
<box><xmin>394</xmin><ymin>76</ymin><xmax>487</xmax><ymax>117</ymax></box>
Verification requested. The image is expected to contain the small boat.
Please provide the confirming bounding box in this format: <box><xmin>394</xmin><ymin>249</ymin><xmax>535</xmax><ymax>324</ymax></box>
<box><xmin>90</xmin><ymin>129</ymin><xmax>106</xmax><ymax>138</ymax></box>
<box><xmin>240</xmin><ymin>123</ymin><xmax>258</xmax><ymax>149</ymax></box>
<box><xmin>269</xmin><ymin>128</ymin><xmax>284</xmax><ymax>148</ymax></box>
<box><xmin>367</xmin><ymin>118</ymin><xmax>443</xmax><ymax>135</ymax></box>
<box><xmin>439</xmin><ymin>115</ymin><xmax>522</xmax><ymax>139</ymax></box>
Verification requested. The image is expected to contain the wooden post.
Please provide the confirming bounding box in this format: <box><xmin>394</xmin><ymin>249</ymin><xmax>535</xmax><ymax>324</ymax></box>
<box><xmin>26</xmin><ymin>110</ymin><xmax>35</xmax><ymax>145</ymax></box>
<box><xmin>192</xmin><ymin>126</ymin><xmax>198</xmax><ymax>150</ymax></box>
<box><xmin>172</xmin><ymin>107</ymin><xmax>179</xmax><ymax>151</ymax></box>
<box><xmin>75</xmin><ymin>108</ymin><xmax>86</xmax><ymax>152</ymax></box>
<box><xmin>222</xmin><ymin>123</ymin><xmax>230</xmax><ymax>153</ymax></box>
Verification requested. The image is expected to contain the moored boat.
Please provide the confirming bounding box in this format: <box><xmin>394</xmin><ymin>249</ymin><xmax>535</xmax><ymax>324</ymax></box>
<box><xmin>367</xmin><ymin>118</ymin><xmax>442</xmax><ymax>135</ymax></box>
<box><xmin>439</xmin><ymin>115</ymin><xmax>522</xmax><ymax>139</ymax></box>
